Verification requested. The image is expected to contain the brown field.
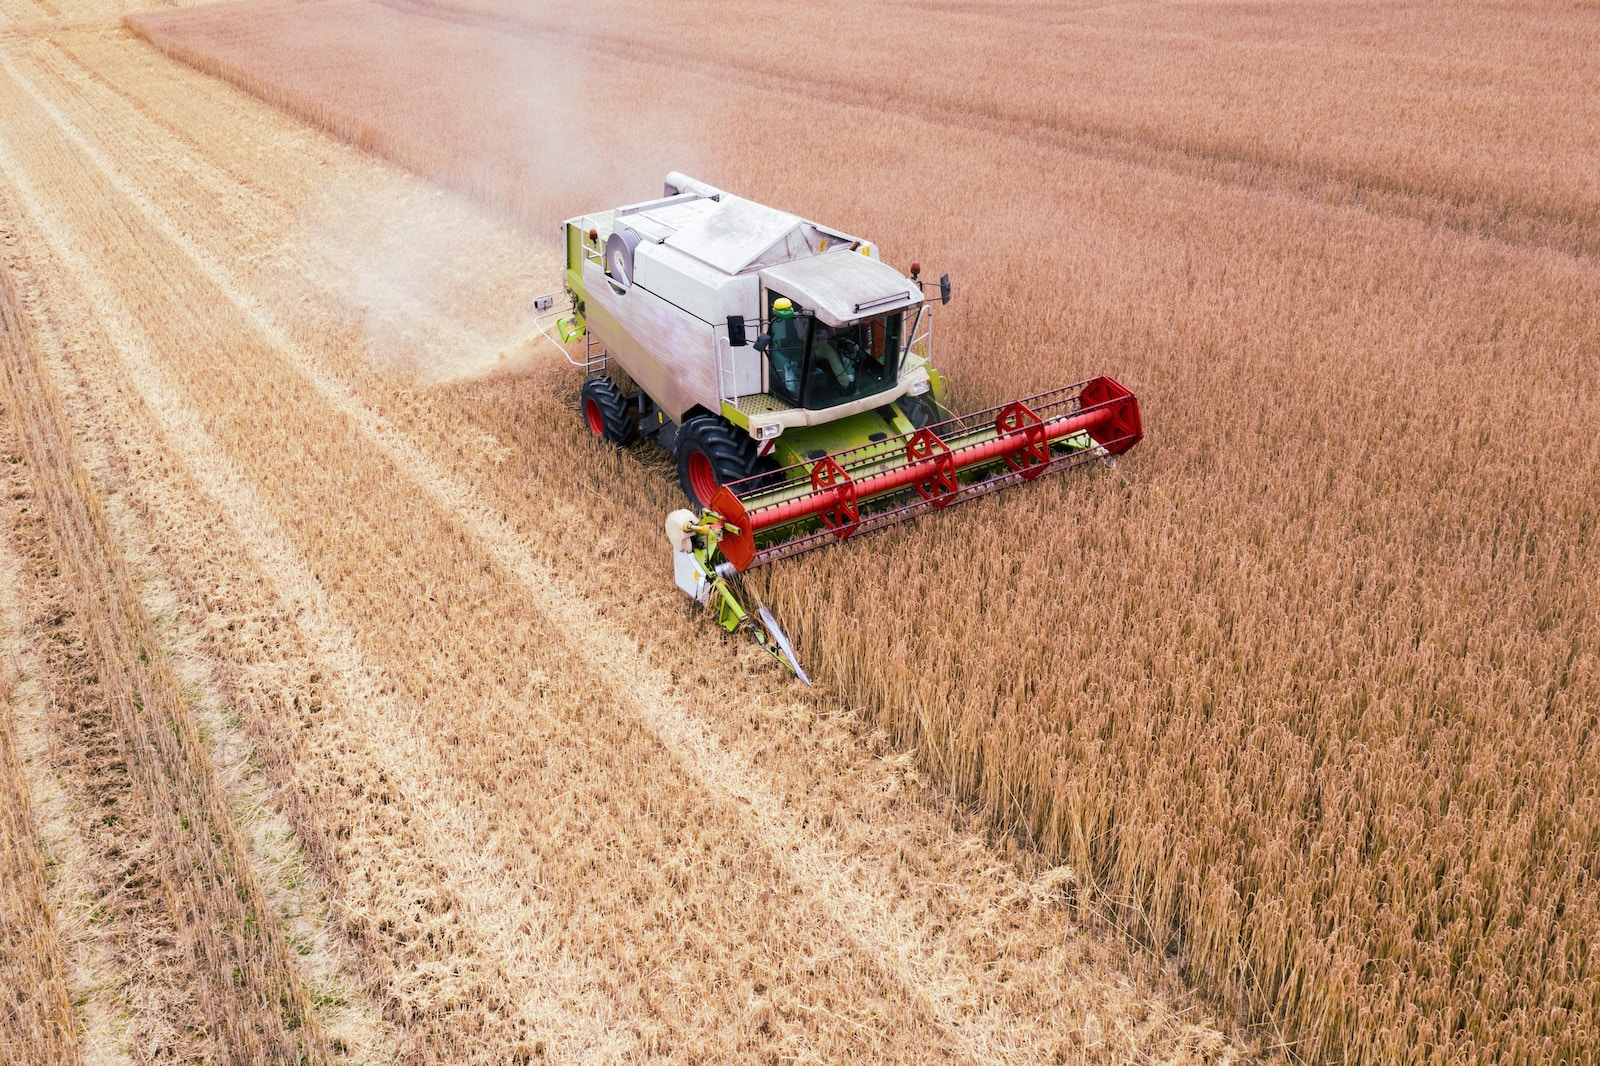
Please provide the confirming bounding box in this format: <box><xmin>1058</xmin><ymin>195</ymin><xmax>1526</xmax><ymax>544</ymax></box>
<box><xmin>2</xmin><ymin>0</ymin><xmax>1596</xmax><ymax>1063</ymax></box>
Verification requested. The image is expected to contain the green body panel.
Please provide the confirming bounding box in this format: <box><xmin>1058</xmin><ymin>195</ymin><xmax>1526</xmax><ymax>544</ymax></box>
<box><xmin>563</xmin><ymin>222</ymin><xmax>588</xmax><ymax>333</ymax></box>
<box><xmin>769</xmin><ymin>405</ymin><xmax>916</xmax><ymax>469</ymax></box>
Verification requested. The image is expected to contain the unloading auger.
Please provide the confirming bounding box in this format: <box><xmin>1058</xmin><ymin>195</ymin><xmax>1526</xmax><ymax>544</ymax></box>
<box><xmin>541</xmin><ymin>173</ymin><xmax>1142</xmax><ymax>679</ymax></box>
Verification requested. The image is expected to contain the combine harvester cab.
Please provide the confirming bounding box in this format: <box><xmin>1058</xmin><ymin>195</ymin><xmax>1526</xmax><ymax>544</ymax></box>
<box><xmin>541</xmin><ymin>173</ymin><xmax>1141</xmax><ymax>678</ymax></box>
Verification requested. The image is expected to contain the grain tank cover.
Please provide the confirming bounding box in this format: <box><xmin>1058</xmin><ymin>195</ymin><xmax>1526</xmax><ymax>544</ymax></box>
<box><xmin>663</xmin><ymin>197</ymin><xmax>806</xmax><ymax>275</ymax></box>
<box><xmin>759</xmin><ymin>251</ymin><xmax>923</xmax><ymax>327</ymax></box>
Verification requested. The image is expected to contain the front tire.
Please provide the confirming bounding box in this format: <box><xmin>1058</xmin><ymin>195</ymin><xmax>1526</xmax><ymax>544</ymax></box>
<box><xmin>581</xmin><ymin>376</ymin><xmax>636</xmax><ymax>444</ymax></box>
<box><xmin>900</xmin><ymin>392</ymin><xmax>943</xmax><ymax>430</ymax></box>
<box><xmin>675</xmin><ymin>416</ymin><xmax>758</xmax><ymax>509</ymax></box>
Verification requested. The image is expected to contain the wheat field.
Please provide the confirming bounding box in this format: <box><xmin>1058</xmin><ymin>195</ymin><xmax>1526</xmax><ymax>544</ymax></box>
<box><xmin>2</xmin><ymin>0</ymin><xmax>1596</xmax><ymax>1062</ymax></box>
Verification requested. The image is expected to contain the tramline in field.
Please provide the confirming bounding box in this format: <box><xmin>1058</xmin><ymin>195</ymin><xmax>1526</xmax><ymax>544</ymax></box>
<box><xmin>539</xmin><ymin>174</ymin><xmax>1142</xmax><ymax>677</ymax></box>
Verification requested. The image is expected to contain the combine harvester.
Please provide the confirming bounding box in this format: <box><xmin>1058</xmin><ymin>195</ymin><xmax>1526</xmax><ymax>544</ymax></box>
<box><xmin>540</xmin><ymin>174</ymin><xmax>1142</xmax><ymax>679</ymax></box>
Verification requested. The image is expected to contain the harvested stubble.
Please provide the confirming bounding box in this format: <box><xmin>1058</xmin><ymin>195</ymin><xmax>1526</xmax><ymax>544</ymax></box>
<box><xmin>0</xmin><ymin>251</ymin><xmax>327</xmax><ymax>1063</ymax></box>
<box><xmin>102</xmin><ymin>0</ymin><xmax>1600</xmax><ymax>1060</ymax></box>
<box><xmin>0</xmin><ymin>565</ymin><xmax>80</xmax><ymax>1065</ymax></box>
<box><xmin>0</xmin><ymin>284</ymin><xmax>76</xmax><ymax>1051</ymax></box>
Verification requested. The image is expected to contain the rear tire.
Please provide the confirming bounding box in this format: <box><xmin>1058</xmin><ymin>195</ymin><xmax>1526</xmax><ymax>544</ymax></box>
<box><xmin>581</xmin><ymin>376</ymin><xmax>636</xmax><ymax>444</ymax></box>
<box><xmin>675</xmin><ymin>416</ymin><xmax>758</xmax><ymax>509</ymax></box>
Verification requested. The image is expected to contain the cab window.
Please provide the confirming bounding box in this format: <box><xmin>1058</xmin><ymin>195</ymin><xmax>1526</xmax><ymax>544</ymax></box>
<box><xmin>765</xmin><ymin>290</ymin><xmax>809</xmax><ymax>404</ymax></box>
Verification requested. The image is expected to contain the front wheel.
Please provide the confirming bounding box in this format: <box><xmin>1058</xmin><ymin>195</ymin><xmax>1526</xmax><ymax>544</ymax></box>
<box><xmin>581</xmin><ymin>376</ymin><xmax>636</xmax><ymax>444</ymax></box>
<box><xmin>900</xmin><ymin>392</ymin><xmax>944</xmax><ymax>430</ymax></box>
<box><xmin>675</xmin><ymin>416</ymin><xmax>758</xmax><ymax>510</ymax></box>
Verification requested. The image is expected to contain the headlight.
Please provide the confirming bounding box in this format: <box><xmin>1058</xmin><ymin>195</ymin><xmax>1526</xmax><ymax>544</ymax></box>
<box><xmin>754</xmin><ymin>422</ymin><xmax>783</xmax><ymax>441</ymax></box>
<box><xmin>907</xmin><ymin>378</ymin><xmax>931</xmax><ymax>397</ymax></box>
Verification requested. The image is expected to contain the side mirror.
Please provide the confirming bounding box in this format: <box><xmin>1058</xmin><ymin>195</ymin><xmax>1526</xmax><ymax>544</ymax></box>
<box><xmin>727</xmin><ymin>315</ymin><xmax>747</xmax><ymax>346</ymax></box>
<box><xmin>753</xmin><ymin>333</ymin><xmax>771</xmax><ymax>354</ymax></box>
<box><xmin>939</xmin><ymin>273</ymin><xmax>952</xmax><ymax>305</ymax></box>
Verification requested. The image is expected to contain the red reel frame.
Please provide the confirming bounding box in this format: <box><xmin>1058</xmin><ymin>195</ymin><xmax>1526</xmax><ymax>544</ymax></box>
<box><xmin>710</xmin><ymin>376</ymin><xmax>1143</xmax><ymax>572</ymax></box>
<box><xmin>810</xmin><ymin>455</ymin><xmax>860</xmax><ymax>538</ymax></box>
<box><xmin>995</xmin><ymin>400</ymin><xmax>1050</xmax><ymax>480</ymax></box>
<box><xmin>907</xmin><ymin>427</ymin><xmax>959</xmax><ymax>507</ymax></box>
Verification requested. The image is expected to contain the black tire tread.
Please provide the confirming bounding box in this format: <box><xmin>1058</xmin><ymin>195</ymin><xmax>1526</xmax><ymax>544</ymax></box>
<box><xmin>581</xmin><ymin>376</ymin><xmax>637</xmax><ymax>444</ymax></box>
<box><xmin>675</xmin><ymin>416</ymin><xmax>758</xmax><ymax>508</ymax></box>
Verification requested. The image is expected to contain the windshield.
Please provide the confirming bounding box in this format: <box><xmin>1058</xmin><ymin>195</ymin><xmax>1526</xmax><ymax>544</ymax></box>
<box><xmin>765</xmin><ymin>291</ymin><xmax>904</xmax><ymax>410</ymax></box>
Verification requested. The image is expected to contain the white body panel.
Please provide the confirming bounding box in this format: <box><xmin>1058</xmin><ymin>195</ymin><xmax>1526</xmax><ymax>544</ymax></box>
<box><xmin>664</xmin><ymin>197</ymin><xmax>802</xmax><ymax>275</ymax></box>
<box><xmin>759</xmin><ymin>252</ymin><xmax>920</xmax><ymax>327</ymax></box>
<box><xmin>582</xmin><ymin>251</ymin><xmax>763</xmax><ymax>422</ymax></box>
<box><xmin>583</xmin><ymin>257</ymin><xmax>716</xmax><ymax>422</ymax></box>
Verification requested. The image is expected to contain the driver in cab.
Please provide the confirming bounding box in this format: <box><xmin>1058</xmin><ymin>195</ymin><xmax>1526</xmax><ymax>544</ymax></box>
<box><xmin>811</xmin><ymin>324</ymin><xmax>856</xmax><ymax>391</ymax></box>
<box><xmin>773</xmin><ymin>296</ymin><xmax>853</xmax><ymax>392</ymax></box>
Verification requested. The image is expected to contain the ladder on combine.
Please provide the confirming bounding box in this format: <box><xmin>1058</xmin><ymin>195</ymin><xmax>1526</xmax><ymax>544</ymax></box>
<box><xmin>583</xmin><ymin>330</ymin><xmax>608</xmax><ymax>379</ymax></box>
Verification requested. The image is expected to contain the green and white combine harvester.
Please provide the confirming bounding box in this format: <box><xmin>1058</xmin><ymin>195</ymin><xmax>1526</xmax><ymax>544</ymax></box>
<box><xmin>536</xmin><ymin>173</ymin><xmax>1142</xmax><ymax>680</ymax></box>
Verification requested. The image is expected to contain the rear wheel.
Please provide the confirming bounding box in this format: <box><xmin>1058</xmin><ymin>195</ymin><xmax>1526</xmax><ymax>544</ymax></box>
<box><xmin>581</xmin><ymin>376</ymin><xmax>636</xmax><ymax>444</ymax></box>
<box><xmin>675</xmin><ymin>416</ymin><xmax>758</xmax><ymax>509</ymax></box>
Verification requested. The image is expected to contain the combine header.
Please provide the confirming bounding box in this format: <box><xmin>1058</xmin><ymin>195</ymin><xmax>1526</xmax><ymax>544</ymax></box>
<box><xmin>540</xmin><ymin>174</ymin><xmax>1141</xmax><ymax>678</ymax></box>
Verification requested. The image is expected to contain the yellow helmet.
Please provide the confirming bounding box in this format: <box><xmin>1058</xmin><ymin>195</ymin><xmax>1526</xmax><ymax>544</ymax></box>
<box><xmin>773</xmin><ymin>297</ymin><xmax>795</xmax><ymax>318</ymax></box>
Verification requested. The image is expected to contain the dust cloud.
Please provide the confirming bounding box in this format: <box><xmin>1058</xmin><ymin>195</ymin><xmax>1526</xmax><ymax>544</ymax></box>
<box><xmin>288</xmin><ymin>175</ymin><xmax>559</xmax><ymax>384</ymax></box>
<box><xmin>282</xmin><ymin>12</ymin><xmax>706</xmax><ymax>386</ymax></box>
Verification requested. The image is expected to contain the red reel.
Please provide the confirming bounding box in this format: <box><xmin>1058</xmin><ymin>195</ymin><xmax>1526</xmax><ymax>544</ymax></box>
<box><xmin>996</xmin><ymin>400</ymin><xmax>1050</xmax><ymax>480</ymax></box>
<box><xmin>810</xmin><ymin>455</ymin><xmax>860</xmax><ymax>537</ymax></box>
<box><xmin>907</xmin><ymin>427</ymin><xmax>959</xmax><ymax>507</ymax></box>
